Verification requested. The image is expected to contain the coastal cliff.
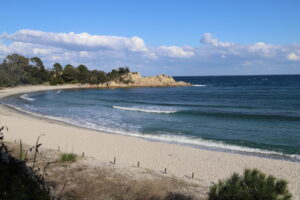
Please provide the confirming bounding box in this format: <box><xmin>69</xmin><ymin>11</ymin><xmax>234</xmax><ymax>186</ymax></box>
<box><xmin>98</xmin><ymin>72</ymin><xmax>191</xmax><ymax>88</ymax></box>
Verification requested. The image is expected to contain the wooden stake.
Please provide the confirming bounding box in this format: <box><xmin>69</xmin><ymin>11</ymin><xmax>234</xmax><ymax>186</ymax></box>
<box><xmin>113</xmin><ymin>157</ymin><xmax>116</xmax><ymax>164</ymax></box>
<box><xmin>192</xmin><ymin>172</ymin><xmax>194</xmax><ymax>179</ymax></box>
<box><xmin>82</xmin><ymin>152</ymin><xmax>84</xmax><ymax>157</ymax></box>
<box><xmin>137</xmin><ymin>161</ymin><xmax>140</xmax><ymax>167</ymax></box>
<box><xmin>164</xmin><ymin>168</ymin><xmax>167</xmax><ymax>174</ymax></box>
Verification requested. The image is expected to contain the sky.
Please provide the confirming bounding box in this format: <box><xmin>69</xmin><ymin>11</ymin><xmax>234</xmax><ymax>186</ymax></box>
<box><xmin>0</xmin><ymin>0</ymin><xmax>300</xmax><ymax>76</ymax></box>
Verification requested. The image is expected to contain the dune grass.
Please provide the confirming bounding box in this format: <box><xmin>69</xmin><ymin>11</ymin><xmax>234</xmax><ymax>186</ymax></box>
<box><xmin>59</xmin><ymin>153</ymin><xmax>77</xmax><ymax>162</ymax></box>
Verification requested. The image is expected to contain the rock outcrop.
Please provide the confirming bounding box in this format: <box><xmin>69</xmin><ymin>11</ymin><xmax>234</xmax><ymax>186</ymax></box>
<box><xmin>98</xmin><ymin>72</ymin><xmax>191</xmax><ymax>88</ymax></box>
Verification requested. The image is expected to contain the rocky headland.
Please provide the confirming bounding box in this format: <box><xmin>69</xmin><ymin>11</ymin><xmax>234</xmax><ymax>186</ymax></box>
<box><xmin>97</xmin><ymin>72</ymin><xmax>191</xmax><ymax>88</ymax></box>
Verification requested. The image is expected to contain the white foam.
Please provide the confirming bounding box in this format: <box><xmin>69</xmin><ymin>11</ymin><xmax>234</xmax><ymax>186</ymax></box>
<box><xmin>192</xmin><ymin>84</ymin><xmax>207</xmax><ymax>87</ymax></box>
<box><xmin>56</xmin><ymin>90</ymin><xmax>62</xmax><ymax>94</ymax></box>
<box><xmin>4</xmin><ymin>104</ymin><xmax>69</xmax><ymax>122</ymax></box>
<box><xmin>121</xmin><ymin>133</ymin><xmax>300</xmax><ymax>161</ymax></box>
<box><xmin>113</xmin><ymin>106</ymin><xmax>177</xmax><ymax>114</ymax></box>
<box><xmin>77</xmin><ymin>122</ymin><xmax>300</xmax><ymax>161</ymax></box>
<box><xmin>20</xmin><ymin>94</ymin><xmax>35</xmax><ymax>101</ymax></box>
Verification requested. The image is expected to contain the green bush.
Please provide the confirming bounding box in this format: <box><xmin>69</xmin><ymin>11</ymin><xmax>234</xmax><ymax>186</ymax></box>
<box><xmin>70</xmin><ymin>79</ymin><xmax>79</xmax><ymax>84</ymax></box>
<box><xmin>49</xmin><ymin>76</ymin><xmax>64</xmax><ymax>85</ymax></box>
<box><xmin>60</xmin><ymin>153</ymin><xmax>77</xmax><ymax>162</ymax></box>
<box><xmin>208</xmin><ymin>169</ymin><xmax>292</xmax><ymax>200</ymax></box>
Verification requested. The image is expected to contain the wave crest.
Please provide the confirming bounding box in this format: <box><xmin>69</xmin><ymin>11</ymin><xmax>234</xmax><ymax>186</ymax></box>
<box><xmin>113</xmin><ymin>106</ymin><xmax>177</xmax><ymax>114</ymax></box>
<box><xmin>192</xmin><ymin>84</ymin><xmax>207</xmax><ymax>87</ymax></box>
<box><xmin>20</xmin><ymin>94</ymin><xmax>35</xmax><ymax>101</ymax></box>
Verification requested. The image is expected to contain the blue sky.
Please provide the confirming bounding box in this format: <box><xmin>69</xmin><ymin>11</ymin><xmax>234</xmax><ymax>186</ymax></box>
<box><xmin>0</xmin><ymin>0</ymin><xmax>300</xmax><ymax>75</ymax></box>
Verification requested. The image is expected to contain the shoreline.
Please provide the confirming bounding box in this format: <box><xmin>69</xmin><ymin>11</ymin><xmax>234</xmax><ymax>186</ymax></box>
<box><xmin>3</xmin><ymin>101</ymin><xmax>300</xmax><ymax>163</ymax></box>
<box><xmin>4</xmin><ymin>102</ymin><xmax>299</xmax><ymax>163</ymax></box>
<box><xmin>0</xmin><ymin>85</ymin><xmax>299</xmax><ymax>199</ymax></box>
<box><xmin>4</xmin><ymin>91</ymin><xmax>299</xmax><ymax>163</ymax></box>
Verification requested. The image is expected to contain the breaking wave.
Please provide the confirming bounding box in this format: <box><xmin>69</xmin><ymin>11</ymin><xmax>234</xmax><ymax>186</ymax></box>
<box><xmin>113</xmin><ymin>105</ymin><xmax>177</xmax><ymax>114</ymax></box>
<box><xmin>20</xmin><ymin>94</ymin><xmax>35</xmax><ymax>101</ymax></box>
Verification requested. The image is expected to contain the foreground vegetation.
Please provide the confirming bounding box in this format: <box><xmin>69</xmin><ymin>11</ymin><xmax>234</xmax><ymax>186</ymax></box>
<box><xmin>0</xmin><ymin>125</ymin><xmax>53</xmax><ymax>200</ymax></box>
<box><xmin>0</xmin><ymin>124</ymin><xmax>205</xmax><ymax>200</ymax></box>
<box><xmin>0</xmin><ymin>126</ymin><xmax>293</xmax><ymax>200</ymax></box>
<box><xmin>209</xmin><ymin>169</ymin><xmax>292</xmax><ymax>200</ymax></box>
<box><xmin>0</xmin><ymin>54</ymin><xmax>130</xmax><ymax>87</ymax></box>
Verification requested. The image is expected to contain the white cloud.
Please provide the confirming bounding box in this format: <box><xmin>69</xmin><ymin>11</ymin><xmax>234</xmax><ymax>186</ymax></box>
<box><xmin>0</xmin><ymin>30</ymin><xmax>300</xmax><ymax>75</ymax></box>
<box><xmin>157</xmin><ymin>46</ymin><xmax>194</xmax><ymax>58</ymax></box>
<box><xmin>79</xmin><ymin>51</ymin><xmax>88</xmax><ymax>57</ymax></box>
<box><xmin>287</xmin><ymin>52</ymin><xmax>300</xmax><ymax>61</ymax></box>
<box><xmin>200</xmin><ymin>33</ymin><xmax>233</xmax><ymax>47</ymax></box>
<box><xmin>241</xmin><ymin>61</ymin><xmax>252</xmax><ymax>67</ymax></box>
<box><xmin>0</xmin><ymin>41</ymin><xmax>11</xmax><ymax>54</ymax></box>
<box><xmin>248</xmin><ymin>42</ymin><xmax>277</xmax><ymax>56</ymax></box>
<box><xmin>0</xmin><ymin>29</ymin><xmax>148</xmax><ymax>52</ymax></box>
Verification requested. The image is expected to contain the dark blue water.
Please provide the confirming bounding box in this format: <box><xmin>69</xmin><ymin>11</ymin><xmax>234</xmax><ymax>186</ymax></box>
<box><xmin>3</xmin><ymin>75</ymin><xmax>300</xmax><ymax>161</ymax></box>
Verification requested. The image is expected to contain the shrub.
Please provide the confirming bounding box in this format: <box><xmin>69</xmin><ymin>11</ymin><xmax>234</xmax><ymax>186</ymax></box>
<box><xmin>0</xmin><ymin>124</ymin><xmax>53</xmax><ymax>200</ymax></box>
<box><xmin>208</xmin><ymin>169</ymin><xmax>292</xmax><ymax>200</ymax></box>
<box><xmin>49</xmin><ymin>76</ymin><xmax>64</xmax><ymax>85</ymax></box>
<box><xmin>70</xmin><ymin>79</ymin><xmax>79</xmax><ymax>84</ymax></box>
<box><xmin>60</xmin><ymin>153</ymin><xmax>77</xmax><ymax>162</ymax></box>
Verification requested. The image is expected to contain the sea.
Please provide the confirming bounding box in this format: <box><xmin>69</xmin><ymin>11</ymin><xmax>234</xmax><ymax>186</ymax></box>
<box><xmin>2</xmin><ymin>75</ymin><xmax>300</xmax><ymax>161</ymax></box>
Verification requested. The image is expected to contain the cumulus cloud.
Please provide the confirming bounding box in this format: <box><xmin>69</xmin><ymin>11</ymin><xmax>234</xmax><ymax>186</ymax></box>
<box><xmin>157</xmin><ymin>46</ymin><xmax>194</xmax><ymax>58</ymax></box>
<box><xmin>248</xmin><ymin>42</ymin><xmax>278</xmax><ymax>57</ymax></box>
<box><xmin>0</xmin><ymin>29</ymin><xmax>148</xmax><ymax>52</ymax></box>
<box><xmin>200</xmin><ymin>33</ymin><xmax>233</xmax><ymax>47</ymax></box>
<box><xmin>0</xmin><ymin>30</ymin><xmax>300</xmax><ymax>75</ymax></box>
<box><xmin>287</xmin><ymin>52</ymin><xmax>300</xmax><ymax>61</ymax></box>
<box><xmin>198</xmin><ymin>34</ymin><xmax>289</xmax><ymax>59</ymax></box>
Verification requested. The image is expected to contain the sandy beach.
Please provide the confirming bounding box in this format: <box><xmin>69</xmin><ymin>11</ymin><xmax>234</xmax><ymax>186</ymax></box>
<box><xmin>0</xmin><ymin>85</ymin><xmax>299</xmax><ymax>199</ymax></box>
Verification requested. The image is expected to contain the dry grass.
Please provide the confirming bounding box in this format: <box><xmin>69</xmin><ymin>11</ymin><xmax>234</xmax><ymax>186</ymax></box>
<box><xmin>7</xmin><ymin>142</ymin><xmax>207</xmax><ymax>200</ymax></box>
<box><xmin>48</xmin><ymin>165</ymin><xmax>207</xmax><ymax>200</ymax></box>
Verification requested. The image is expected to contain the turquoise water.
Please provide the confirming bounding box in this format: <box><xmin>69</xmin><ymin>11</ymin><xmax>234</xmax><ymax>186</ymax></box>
<box><xmin>2</xmin><ymin>75</ymin><xmax>300</xmax><ymax>161</ymax></box>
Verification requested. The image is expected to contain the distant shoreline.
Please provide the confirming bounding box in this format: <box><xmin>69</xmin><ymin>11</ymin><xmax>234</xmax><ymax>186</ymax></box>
<box><xmin>173</xmin><ymin>74</ymin><xmax>300</xmax><ymax>77</ymax></box>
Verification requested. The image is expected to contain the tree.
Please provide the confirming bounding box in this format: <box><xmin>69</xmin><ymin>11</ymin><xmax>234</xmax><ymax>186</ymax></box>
<box><xmin>0</xmin><ymin>68</ymin><xmax>15</xmax><ymax>87</ymax></box>
<box><xmin>88</xmin><ymin>70</ymin><xmax>106</xmax><ymax>84</ymax></box>
<box><xmin>118</xmin><ymin>66</ymin><xmax>130</xmax><ymax>74</ymax></box>
<box><xmin>106</xmin><ymin>69</ymin><xmax>119</xmax><ymax>81</ymax></box>
<box><xmin>30</xmin><ymin>57</ymin><xmax>44</xmax><ymax>70</ymax></box>
<box><xmin>53</xmin><ymin>63</ymin><xmax>63</xmax><ymax>76</ymax></box>
<box><xmin>97</xmin><ymin>70</ymin><xmax>107</xmax><ymax>84</ymax></box>
<box><xmin>30</xmin><ymin>57</ymin><xmax>49</xmax><ymax>83</ymax></box>
<box><xmin>5</xmin><ymin>54</ymin><xmax>30</xmax><ymax>84</ymax></box>
<box><xmin>49</xmin><ymin>76</ymin><xmax>64</xmax><ymax>85</ymax></box>
<box><xmin>77</xmin><ymin>64</ymin><xmax>89</xmax><ymax>84</ymax></box>
<box><xmin>0</xmin><ymin>53</ymin><xmax>136</xmax><ymax>87</ymax></box>
<box><xmin>208</xmin><ymin>169</ymin><xmax>292</xmax><ymax>200</ymax></box>
<box><xmin>62</xmin><ymin>64</ymin><xmax>79</xmax><ymax>83</ymax></box>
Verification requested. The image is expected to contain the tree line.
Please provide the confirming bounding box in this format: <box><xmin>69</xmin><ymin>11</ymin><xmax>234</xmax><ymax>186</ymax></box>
<box><xmin>0</xmin><ymin>54</ymin><xmax>131</xmax><ymax>87</ymax></box>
